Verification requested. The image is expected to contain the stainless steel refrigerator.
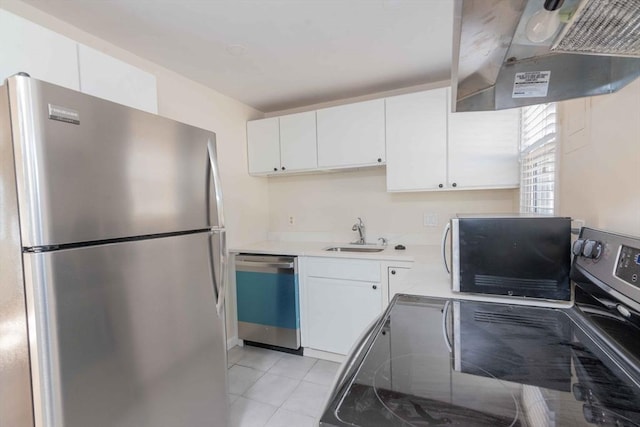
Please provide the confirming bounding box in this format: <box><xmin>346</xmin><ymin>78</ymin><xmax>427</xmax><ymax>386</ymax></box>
<box><xmin>0</xmin><ymin>74</ymin><xmax>229</xmax><ymax>427</ymax></box>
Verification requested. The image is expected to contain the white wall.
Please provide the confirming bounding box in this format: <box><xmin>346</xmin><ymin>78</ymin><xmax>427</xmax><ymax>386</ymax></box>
<box><xmin>558</xmin><ymin>78</ymin><xmax>640</xmax><ymax>236</ymax></box>
<box><xmin>268</xmin><ymin>168</ymin><xmax>517</xmax><ymax>245</ymax></box>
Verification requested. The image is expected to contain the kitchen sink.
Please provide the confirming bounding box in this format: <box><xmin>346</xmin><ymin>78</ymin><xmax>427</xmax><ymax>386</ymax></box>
<box><xmin>324</xmin><ymin>246</ymin><xmax>384</xmax><ymax>253</ymax></box>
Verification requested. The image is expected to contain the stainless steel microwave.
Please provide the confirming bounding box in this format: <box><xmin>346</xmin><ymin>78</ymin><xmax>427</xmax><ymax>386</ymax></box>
<box><xmin>445</xmin><ymin>215</ymin><xmax>572</xmax><ymax>300</ymax></box>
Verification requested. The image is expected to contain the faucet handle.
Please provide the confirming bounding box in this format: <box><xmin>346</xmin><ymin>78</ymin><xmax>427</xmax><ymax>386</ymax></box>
<box><xmin>378</xmin><ymin>237</ymin><xmax>388</xmax><ymax>246</ymax></box>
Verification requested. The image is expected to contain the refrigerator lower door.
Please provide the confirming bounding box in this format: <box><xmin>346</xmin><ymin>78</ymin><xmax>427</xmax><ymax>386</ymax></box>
<box><xmin>23</xmin><ymin>232</ymin><xmax>228</xmax><ymax>427</ymax></box>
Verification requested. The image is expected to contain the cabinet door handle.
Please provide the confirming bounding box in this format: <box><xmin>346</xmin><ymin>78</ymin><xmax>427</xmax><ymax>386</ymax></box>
<box><xmin>281</xmin><ymin>166</ymin><xmax>286</xmax><ymax>171</ymax></box>
<box><xmin>372</xmin><ymin>285</ymin><xmax>377</xmax><ymax>290</ymax></box>
<box><xmin>438</xmin><ymin>183</ymin><xmax>443</xmax><ymax>188</ymax></box>
<box><xmin>452</xmin><ymin>182</ymin><xmax>457</xmax><ymax>187</ymax></box>
<box><xmin>273</xmin><ymin>167</ymin><xmax>278</xmax><ymax>171</ymax></box>
<box><xmin>391</xmin><ymin>270</ymin><xmax>396</xmax><ymax>275</ymax></box>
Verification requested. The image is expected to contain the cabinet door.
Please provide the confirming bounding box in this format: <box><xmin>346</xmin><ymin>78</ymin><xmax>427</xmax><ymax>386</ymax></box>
<box><xmin>280</xmin><ymin>111</ymin><xmax>317</xmax><ymax>172</ymax></box>
<box><xmin>448</xmin><ymin>108</ymin><xmax>520</xmax><ymax>189</ymax></box>
<box><xmin>386</xmin><ymin>89</ymin><xmax>448</xmax><ymax>191</ymax></box>
<box><xmin>388</xmin><ymin>267</ymin><xmax>411</xmax><ymax>301</ymax></box>
<box><xmin>317</xmin><ymin>99</ymin><xmax>385</xmax><ymax>168</ymax></box>
<box><xmin>0</xmin><ymin>10</ymin><xmax>79</xmax><ymax>90</ymax></box>
<box><xmin>246</xmin><ymin>117</ymin><xmax>280</xmax><ymax>175</ymax></box>
<box><xmin>78</xmin><ymin>45</ymin><xmax>158</xmax><ymax>113</ymax></box>
<box><xmin>306</xmin><ymin>277</ymin><xmax>382</xmax><ymax>355</ymax></box>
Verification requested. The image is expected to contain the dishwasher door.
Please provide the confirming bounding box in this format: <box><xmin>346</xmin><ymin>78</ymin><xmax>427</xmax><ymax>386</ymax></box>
<box><xmin>235</xmin><ymin>254</ymin><xmax>300</xmax><ymax>350</ymax></box>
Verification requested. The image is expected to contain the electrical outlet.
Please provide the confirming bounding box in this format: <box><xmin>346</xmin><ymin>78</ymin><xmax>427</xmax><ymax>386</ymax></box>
<box><xmin>288</xmin><ymin>216</ymin><xmax>295</xmax><ymax>226</ymax></box>
<box><xmin>423</xmin><ymin>213</ymin><xmax>438</xmax><ymax>227</ymax></box>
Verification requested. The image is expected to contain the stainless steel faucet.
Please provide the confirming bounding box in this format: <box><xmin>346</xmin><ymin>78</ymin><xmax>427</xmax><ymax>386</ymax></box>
<box><xmin>351</xmin><ymin>217</ymin><xmax>366</xmax><ymax>244</ymax></box>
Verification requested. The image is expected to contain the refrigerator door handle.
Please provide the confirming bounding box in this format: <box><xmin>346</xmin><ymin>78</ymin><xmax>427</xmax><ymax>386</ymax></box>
<box><xmin>210</xmin><ymin>229</ymin><xmax>228</xmax><ymax>317</ymax></box>
<box><xmin>207</xmin><ymin>139</ymin><xmax>225</xmax><ymax>229</ymax></box>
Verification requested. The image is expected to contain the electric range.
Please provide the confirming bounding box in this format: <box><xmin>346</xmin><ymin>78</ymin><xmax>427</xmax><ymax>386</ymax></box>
<box><xmin>320</xmin><ymin>227</ymin><xmax>640</xmax><ymax>426</ymax></box>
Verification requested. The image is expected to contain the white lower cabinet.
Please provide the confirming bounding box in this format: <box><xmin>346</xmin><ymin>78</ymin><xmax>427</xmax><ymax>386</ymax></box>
<box><xmin>388</xmin><ymin>267</ymin><xmax>411</xmax><ymax>301</ymax></box>
<box><xmin>306</xmin><ymin>276</ymin><xmax>382</xmax><ymax>355</ymax></box>
<box><xmin>303</xmin><ymin>257</ymin><xmax>382</xmax><ymax>355</ymax></box>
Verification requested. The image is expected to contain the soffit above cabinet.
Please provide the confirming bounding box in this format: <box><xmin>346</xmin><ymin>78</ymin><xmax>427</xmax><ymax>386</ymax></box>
<box><xmin>20</xmin><ymin>0</ymin><xmax>454</xmax><ymax>112</ymax></box>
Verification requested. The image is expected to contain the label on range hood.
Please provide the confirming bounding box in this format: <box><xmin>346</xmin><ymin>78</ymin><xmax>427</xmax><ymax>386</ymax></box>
<box><xmin>512</xmin><ymin>71</ymin><xmax>551</xmax><ymax>98</ymax></box>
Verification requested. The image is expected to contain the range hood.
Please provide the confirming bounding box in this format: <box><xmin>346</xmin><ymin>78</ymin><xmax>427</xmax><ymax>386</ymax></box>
<box><xmin>451</xmin><ymin>0</ymin><xmax>640</xmax><ymax>112</ymax></box>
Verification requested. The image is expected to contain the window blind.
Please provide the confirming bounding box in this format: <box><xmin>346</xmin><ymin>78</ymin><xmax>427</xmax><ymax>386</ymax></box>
<box><xmin>520</xmin><ymin>103</ymin><xmax>557</xmax><ymax>215</ymax></box>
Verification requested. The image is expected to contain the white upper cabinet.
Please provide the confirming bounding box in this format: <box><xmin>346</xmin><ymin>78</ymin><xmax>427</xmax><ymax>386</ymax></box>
<box><xmin>78</xmin><ymin>45</ymin><xmax>158</xmax><ymax>114</ymax></box>
<box><xmin>246</xmin><ymin>112</ymin><xmax>318</xmax><ymax>175</ymax></box>
<box><xmin>247</xmin><ymin>117</ymin><xmax>281</xmax><ymax>174</ymax></box>
<box><xmin>0</xmin><ymin>10</ymin><xmax>79</xmax><ymax>90</ymax></box>
<box><xmin>0</xmin><ymin>11</ymin><xmax>157</xmax><ymax>113</ymax></box>
<box><xmin>385</xmin><ymin>87</ymin><xmax>520</xmax><ymax>192</ymax></box>
<box><xmin>447</xmin><ymin>108</ymin><xmax>520</xmax><ymax>189</ymax></box>
<box><xmin>245</xmin><ymin>87</ymin><xmax>519</xmax><ymax>186</ymax></box>
<box><xmin>279</xmin><ymin>111</ymin><xmax>317</xmax><ymax>172</ymax></box>
<box><xmin>316</xmin><ymin>99</ymin><xmax>385</xmax><ymax>168</ymax></box>
<box><xmin>386</xmin><ymin>88</ymin><xmax>448</xmax><ymax>191</ymax></box>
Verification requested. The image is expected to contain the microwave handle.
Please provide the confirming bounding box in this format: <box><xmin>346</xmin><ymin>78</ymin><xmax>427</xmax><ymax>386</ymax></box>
<box><xmin>441</xmin><ymin>222</ymin><xmax>450</xmax><ymax>274</ymax></box>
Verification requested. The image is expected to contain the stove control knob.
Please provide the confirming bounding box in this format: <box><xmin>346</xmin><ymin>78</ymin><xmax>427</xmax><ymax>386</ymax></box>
<box><xmin>572</xmin><ymin>383</ymin><xmax>587</xmax><ymax>401</ymax></box>
<box><xmin>582</xmin><ymin>240</ymin><xmax>603</xmax><ymax>259</ymax></box>
<box><xmin>572</xmin><ymin>239</ymin><xmax>585</xmax><ymax>256</ymax></box>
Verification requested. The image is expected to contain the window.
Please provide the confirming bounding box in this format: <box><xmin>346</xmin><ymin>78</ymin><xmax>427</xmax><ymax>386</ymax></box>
<box><xmin>520</xmin><ymin>103</ymin><xmax>557</xmax><ymax>214</ymax></box>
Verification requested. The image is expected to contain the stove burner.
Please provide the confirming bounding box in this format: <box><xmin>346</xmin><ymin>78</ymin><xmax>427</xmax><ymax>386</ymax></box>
<box><xmin>372</xmin><ymin>353</ymin><xmax>521</xmax><ymax>426</ymax></box>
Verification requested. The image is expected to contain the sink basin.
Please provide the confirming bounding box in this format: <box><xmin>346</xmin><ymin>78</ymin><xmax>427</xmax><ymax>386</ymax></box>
<box><xmin>324</xmin><ymin>246</ymin><xmax>385</xmax><ymax>253</ymax></box>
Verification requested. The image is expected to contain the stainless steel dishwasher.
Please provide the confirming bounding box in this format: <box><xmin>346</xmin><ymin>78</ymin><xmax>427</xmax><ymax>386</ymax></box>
<box><xmin>235</xmin><ymin>254</ymin><xmax>300</xmax><ymax>351</ymax></box>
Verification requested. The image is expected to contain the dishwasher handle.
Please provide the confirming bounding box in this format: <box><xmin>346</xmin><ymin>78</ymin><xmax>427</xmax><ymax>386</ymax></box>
<box><xmin>235</xmin><ymin>260</ymin><xmax>295</xmax><ymax>270</ymax></box>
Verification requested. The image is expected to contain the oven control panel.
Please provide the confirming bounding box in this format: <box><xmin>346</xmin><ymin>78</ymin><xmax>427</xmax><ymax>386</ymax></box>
<box><xmin>616</xmin><ymin>245</ymin><xmax>640</xmax><ymax>286</ymax></box>
<box><xmin>575</xmin><ymin>228</ymin><xmax>640</xmax><ymax>308</ymax></box>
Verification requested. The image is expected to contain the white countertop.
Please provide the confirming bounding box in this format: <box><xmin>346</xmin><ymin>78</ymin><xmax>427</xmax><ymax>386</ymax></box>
<box><xmin>230</xmin><ymin>240</ymin><xmax>419</xmax><ymax>262</ymax></box>
<box><xmin>231</xmin><ymin>241</ymin><xmax>574</xmax><ymax>309</ymax></box>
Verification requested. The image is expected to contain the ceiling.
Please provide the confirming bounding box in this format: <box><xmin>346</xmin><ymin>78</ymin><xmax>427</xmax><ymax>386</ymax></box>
<box><xmin>22</xmin><ymin>0</ymin><xmax>454</xmax><ymax>112</ymax></box>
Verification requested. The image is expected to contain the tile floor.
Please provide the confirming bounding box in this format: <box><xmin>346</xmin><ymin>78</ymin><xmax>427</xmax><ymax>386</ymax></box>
<box><xmin>227</xmin><ymin>345</ymin><xmax>341</xmax><ymax>427</ymax></box>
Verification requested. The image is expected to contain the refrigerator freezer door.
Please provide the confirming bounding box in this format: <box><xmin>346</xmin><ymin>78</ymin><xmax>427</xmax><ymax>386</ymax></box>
<box><xmin>23</xmin><ymin>232</ymin><xmax>228</xmax><ymax>427</ymax></box>
<box><xmin>7</xmin><ymin>75</ymin><xmax>223</xmax><ymax>247</ymax></box>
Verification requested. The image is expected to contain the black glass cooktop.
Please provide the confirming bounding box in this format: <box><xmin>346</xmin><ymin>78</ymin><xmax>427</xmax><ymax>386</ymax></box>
<box><xmin>321</xmin><ymin>295</ymin><xmax>640</xmax><ymax>427</ymax></box>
